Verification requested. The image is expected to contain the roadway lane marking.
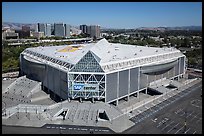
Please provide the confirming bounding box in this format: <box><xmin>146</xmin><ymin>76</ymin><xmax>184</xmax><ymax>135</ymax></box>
<box><xmin>167</xmin><ymin>123</ymin><xmax>179</xmax><ymax>133</ymax></box>
<box><xmin>161</xmin><ymin>121</ymin><xmax>174</xmax><ymax>130</ymax></box>
<box><xmin>175</xmin><ymin>125</ymin><xmax>185</xmax><ymax>134</ymax></box>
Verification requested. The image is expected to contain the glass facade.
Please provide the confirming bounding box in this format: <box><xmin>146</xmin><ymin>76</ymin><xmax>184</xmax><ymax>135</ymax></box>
<box><xmin>68</xmin><ymin>51</ymin><xmax>105</xmax><ymax>100</ymax></box>
<box><xmin>71</xmin><ymin>51</ymin><xmax>103</xmax><ymax>72</ymax></box>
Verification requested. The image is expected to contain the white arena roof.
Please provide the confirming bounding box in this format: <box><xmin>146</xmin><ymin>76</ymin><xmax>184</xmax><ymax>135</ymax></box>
<box><xmin>23</xmin><ymin>38</ymin><xmax>184</xmax><ymax>72</ymax></box>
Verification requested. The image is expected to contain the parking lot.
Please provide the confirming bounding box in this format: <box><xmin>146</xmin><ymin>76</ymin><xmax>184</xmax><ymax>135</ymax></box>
<box><xmin>124</xmin><ymin>81</ymin><xmax>202</xmax><ymax>134</ymax></box>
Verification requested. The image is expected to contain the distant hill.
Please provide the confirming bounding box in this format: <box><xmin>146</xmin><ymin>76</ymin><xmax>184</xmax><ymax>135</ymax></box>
<box><xmin>137</xmin><ymin>26</ymin><xmax>202</xmax><ymax>31</ymax></box>
<box><xmin>2</xmin><ymin>22</ymin><xmax>36</xmax><ymax>30</ymax></box>
<box><xmin>166</xmin><ymin>26</ymin><xmax>202</xmax><ymax>31</ymax></box>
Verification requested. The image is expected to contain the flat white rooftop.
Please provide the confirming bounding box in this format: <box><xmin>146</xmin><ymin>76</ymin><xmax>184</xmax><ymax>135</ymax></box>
<box><xmin>25</xmin><ymin>38</ymin><xmax>181</xmax><ymax>66</ymax></box>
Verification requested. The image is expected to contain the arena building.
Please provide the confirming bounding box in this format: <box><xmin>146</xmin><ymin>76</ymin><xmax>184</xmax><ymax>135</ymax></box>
<box><xmin>20</xmin><ymin>39</ymin><xmax>186</xmax><ymax>105</ymax></box>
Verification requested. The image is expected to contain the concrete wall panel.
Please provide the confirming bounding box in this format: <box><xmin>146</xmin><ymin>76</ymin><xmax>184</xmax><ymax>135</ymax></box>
<box><xmin>130</xmin><ymin>67</ymin><xmax>139</xmax><ymax>93</ymax></box>
<box><xmin>119</xmin><ymin>70</ymin><xmax>128</xmax><ymax>97</ymax></box>
<box><xmin>106</xmin><ymin>72</ymin><xmax>118</xmax><ymax>102</ymax></box>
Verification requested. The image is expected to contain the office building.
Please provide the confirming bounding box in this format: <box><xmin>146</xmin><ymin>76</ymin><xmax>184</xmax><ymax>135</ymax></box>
<box><xmin>45</xmin><ymin>24</ymin><xmax>51</xmax><ymax>37</ymax></box>
<box><xmin>80</xmin><ymin>25</ymin><xmax>87</xmax><ymax>34</ymax></box>
<box><xmin>81</xmin><ymin>25</ymin><xmax>100</xmax><ymax>38</ymax></box>
<box><xmin>89</xmin><ymin>25</ymin><xmax>100</xmax><ymax>38</ymax></box>
<box><xmin>38</xmin><ymin>23</ymin><xmax>46</xmax><ymax>35</ymax></box>
<box><xmin>54</xmin><ymin>23</ymin><xmax>65</xmax><ymax>37</ymax></box>
<box><xmin>64</xmin><ymin>24</ymin><xmax>71</xmax><ymax>38</ymax></box>
<box><xmin>51</xmin><ymin>24</ymin><xmax>54</xmax><ymax>35</ymax></box>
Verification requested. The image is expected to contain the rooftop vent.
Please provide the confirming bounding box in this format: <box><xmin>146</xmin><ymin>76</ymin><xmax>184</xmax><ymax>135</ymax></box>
<box><xmin>107</xmin><ymin>51</ymin><xmax>110</xmax><ymax>53</ymax></box>
<box><xmin>115</xmin><ymin>47</ymin><xmax>119</xmax><ymax>50</ymax></box>
<box><xmin>134</xmin><ymin>53</ymin><xmax>137</xmax><ymax>56</ymax></box>
<box><xmin>156</xmin><ymin>50</ymin><xmax>158</xmax><ymax>52</ymax></box>
<box><xmin>112</xmin><ymin>55</ymin><xmax>116</xmax><ymax>59</ymax></box>
<box><xmin>140</xmin><ymin>50</ymin><xmax>142</xmax><ymax>52</ymax></box>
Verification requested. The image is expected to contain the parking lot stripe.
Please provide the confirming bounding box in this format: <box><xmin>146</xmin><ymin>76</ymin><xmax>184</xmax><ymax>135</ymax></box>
<box><xmin>186</xmin><ymin>111</ymin><xmax>195</xmax><ymax>118</ymax></box>
<box><xmin>175</xmin><ymin>108</ymin><xmax>183</xmax><ymax>114</ymax></box>
<box><xmin>167</xmin><ymin>123</ymin><xmax>179</xmax><ymax>133</ymax></box>
<box><xmin>157</xmin><ymin>121</ymin><xmax>164</xmax><ymax>128</ymax></box>
<box><xmin>161</xmin><ymin>121</ymin><xmax>174</xmax><ymax>130</ymax></box>
<box><xmin>193</xmin><ymin>131</ymin><xmax>196</xmax><ymax>134</ymax></box>
<box><xmin>184</xmin><ymin>128</ymin><xmax>190</xmax><ymax>134</ymax></box>
<box><xmin>190</xmin><ymin>113</ymin><xmax>199</xmax><ymax>121</ymax></box>
<box><xmin>175</xmin><ymin>125</ymin><xmax>184</xmax><ymax>134</ymax></box>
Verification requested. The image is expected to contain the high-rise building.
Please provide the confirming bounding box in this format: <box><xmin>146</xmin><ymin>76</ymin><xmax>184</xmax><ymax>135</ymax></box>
<box><xmin>54</xmin><ymin>23</ymin><xmax>65</xmax><ymax>37</ymax></box>
<box><xmin>51</xmin><ymin>24</ymin><xmax>54</xmax><ymax>35</ymax></box>
<box><xmin>35</xmin><ymin>24</ymin><xmax>38</xmax><ymax>32</ymax></box>
<box><xmin>38</xmin><ymin>23</ymin><xmax>46</xmax><ymax>35</ymax></box>
<box><xmin>87</xmin><ymin>26</ymin><xmax>91</xmax><ymax>36</ymax></box>
<box><xmin>64</xmin><ymin>24</ymin><xmax>71</xmax><ymax>38</ymax></box>
<box><xmin>89</xmin><ymin>25</ymin><xmax>100</xmax><ymax>38</ymax></box>
<box><xmin>45</xmin><ymin>24</ymin><xmax>51</xmax><ymax>37</ymax></box>
<box><xmin>80</xmin><ymin>25</ymin><xmax>87</xmax><ymax>34</ymax></box>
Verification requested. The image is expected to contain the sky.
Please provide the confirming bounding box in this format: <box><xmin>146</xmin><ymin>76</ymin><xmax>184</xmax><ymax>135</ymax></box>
<box><xmin>2</xmin><ymin>2</ymin><xmax>202</xmax><ymax>29</ymax></box>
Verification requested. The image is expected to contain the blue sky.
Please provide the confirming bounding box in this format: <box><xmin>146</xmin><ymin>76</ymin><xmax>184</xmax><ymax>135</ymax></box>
<box><xmin>2</xmin><ymin>2</ymin><xmax>202</xmax><ymax>28</ymax></box>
